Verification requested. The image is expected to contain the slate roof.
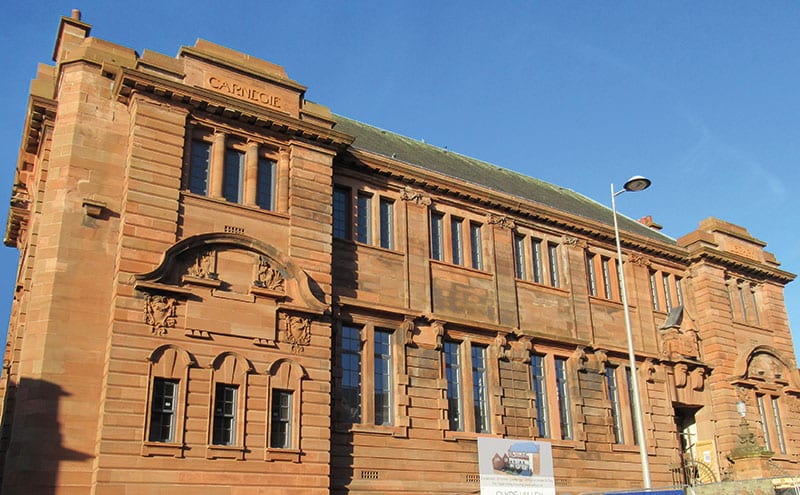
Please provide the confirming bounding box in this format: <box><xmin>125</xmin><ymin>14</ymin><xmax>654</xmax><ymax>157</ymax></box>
<box><xmin>332</xmin><ymin>115</ymin><xmax>674</xmax><ymax>244</ymax></box>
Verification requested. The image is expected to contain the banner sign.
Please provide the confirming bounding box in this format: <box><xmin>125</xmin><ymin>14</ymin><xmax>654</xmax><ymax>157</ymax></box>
<box><xmin>478</xmin><ymin>437</ymin><xmax>555</xmax><ymax>495</ymax></box>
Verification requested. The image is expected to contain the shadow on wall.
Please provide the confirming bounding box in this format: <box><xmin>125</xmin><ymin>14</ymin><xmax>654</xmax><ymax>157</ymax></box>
<box><xmin>0</xmin><ymin>378</ymin><xmax>92</xmax><ymax>495</ymax></box>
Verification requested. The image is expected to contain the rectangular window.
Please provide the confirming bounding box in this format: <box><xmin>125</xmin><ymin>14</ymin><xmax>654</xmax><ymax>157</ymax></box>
<box><xmin>531</xmin><ymin>239</ymin><xmax>543</xmax><ymax>283</ymax></box>
<box><xmin>548</xmin><ymin>242</ymin><xmax>560</xmax><ymax>288</ymax></box>
<box><xmin>379</xmin><ymin>198</ymin><xmax>394</xmax><ymax>249</ymax></box>
<box><xmin>212</xmin><ymin>384</ymin><xmax>238</xmax><ymax>446</ymax></box>
<box><xmin>738</xmin><ymin>283</ymin><xmax>748</xmax><ymax>321</ymax></box>
<box><xmin>470</xmin><ymin>222</ymin><xmax>483</xmax><ymax>270</ymax></box>
<box><xmin>650</xmin><ymin>270</ymin><xmax>660</xmax><ymax>311</ymax></box>
<box><xmin>587</xmin><ymin>254</ymin><xmax>598</xmax><ymax>296</ymax></box>
<box><xmin>514</xmin><ymin>234</ymin><xmax>527</xmax><ymax>280</ymax></box>
<box><xmin>750</xmin><ymin>286</ymin><xmax>760</xmax><ymax>325</ymax></box>
<box><xmin>270</xmin><ymin>390</ymin><xmax>292</xmax><ymax>449</ymax></box>
<box><xmin>223</xmin><ymin>149</ymin><xmax>245</xmax><ymax>203</ymax></box>
<box><xmin>626</xmin><ymin>367</ymin><xmax>639</xmax><ymax>445</ymax></box>
<box><xmin>444</xmin><ymin>341</ymin><xmax>463</xmax><ymax>431</ymax></box>
<box><xmin>662</xmin><ymin>273</ymin><xmax>673</xmax><ymax>311</ymax></box>
<box><xmin>531</xmin><ymin>354</ymin><xmax>550</xmax><ymax>438</ymax></box>
<box><xmin>555</xmin><ymin>357</ymin><xmax>572</xmax><ymax>440</ymax></box>
<box><xmin>149</xmin><ymin>378</ymin><xmax>178</xmax><ymax>443</ymax></box>
<box><xmin>451</xmin><ymin>217</ymin><xmax>464</xmax><ymax>265</ymax></box>
<box><xmin>356</xmin><ymin>193</ymin><xmax>372</xmax><ymax>244</ymax></box>
<box><xmin>606</xmin><ymin>367</ymin><xmax>624</xmax><ymax>444</ymax></box>
<box><xmin>472</xmin><ymin>345</ymin><xmax>490</xmax><ymax>433</ymax></box>
<box><xmin>431</xmin><ymin>212</ymin><xmax>445</xmax><ymax>261</ymax></box>
<box><xmin>757</xmin><ymin>395</ymin><xmax>771</xmax><ymax>451</ymax></box>
<box><xmin>333</xmin><ymin>187</ymin><xmax>351</xmax><ymax>240</ymax></box>
<box><xmin>374</xmin><ymin>329</ymin><xmax>393</xmax><ymax>426</ymax></box>
<box><xmin>675</xmin><ymin>277</ymin><xmax>684</xmax><ymax>307</ymax></box>
<box><xmin>601</xmin><ymin>257</ymin><xmax>613</xmax><ymax>299</ymax></box>
<box><xmin>772</xmin><ymin>397</ymin><xmax>786</xmax><ymax>454</ymax></box>
<box><xmin>256</xmin><ymin>157</ymin><xmax>276</xmax><ymax>210</ymax></box>
<box><xmin>341</xmin><ymin>325</ymin><xmax>362</xmax><ymax>423</ymax></box>
<box><xmin>189</xmin><ymin>140</ymin><xmax>211</xmax><ymax>195</ymax></box>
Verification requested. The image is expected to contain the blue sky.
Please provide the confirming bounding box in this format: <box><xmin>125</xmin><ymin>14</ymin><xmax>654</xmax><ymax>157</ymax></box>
<box><xmin>0</xmin><ymin>2</ymin><xmax>798</xmax><ymax>358</ymax></box>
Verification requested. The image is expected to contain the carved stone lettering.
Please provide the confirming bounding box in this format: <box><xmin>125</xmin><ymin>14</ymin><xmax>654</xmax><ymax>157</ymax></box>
<box><xmin>207</xmin><ymin>75</ymin><xmax>282</xmax><ymax>108</ymax></box>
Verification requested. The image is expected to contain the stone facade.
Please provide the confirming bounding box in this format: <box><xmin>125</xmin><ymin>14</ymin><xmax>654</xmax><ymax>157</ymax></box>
<box><xmin>0</xmin><ymin>11</ymin><xmax>797</xmax><ymax>495</ymax></box>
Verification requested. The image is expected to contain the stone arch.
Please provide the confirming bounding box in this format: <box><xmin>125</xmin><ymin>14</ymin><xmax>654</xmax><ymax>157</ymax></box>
<box><xmin>146</xmin><ymin>344</ymin><xmax>196</xmax><ymax>376</ymax></box>
<box><xmin>209</xmin><ymin>351</ymin><xmax>255</xmax><ymax>383</ymax></box>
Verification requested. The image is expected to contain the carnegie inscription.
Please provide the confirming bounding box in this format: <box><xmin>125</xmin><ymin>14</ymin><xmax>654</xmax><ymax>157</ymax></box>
<box><xmin>207</xmin><ymin>75</ymin><xmax>281</xmax><ymax>109</ymax></box>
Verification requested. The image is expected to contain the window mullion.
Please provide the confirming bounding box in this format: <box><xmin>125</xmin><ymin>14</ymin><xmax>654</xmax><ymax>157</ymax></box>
<box><xmin>362</xmin><ymin>322</ymin><xmax>375</xmax><ymax>424</ymax></box>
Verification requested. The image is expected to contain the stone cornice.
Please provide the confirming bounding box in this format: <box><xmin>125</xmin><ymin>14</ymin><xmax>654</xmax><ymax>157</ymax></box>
<box><xmin>23</xmin><ymin>95</ymin><xmax>57</xmax><ymax>154</ymax></box>
<box><xmin>114</xmin><ymin>68</ymin><xmax>354</xmax><ymax>150</ymax></box>
<box><xmin>687</xmin><ymin>246</ymin><xmax>796</xmax><ymax>284</ymax></box>
<box><xmin>340</xmin><ymin>148</ymin><xmax>688</xmax><ymax>262</ymax></box>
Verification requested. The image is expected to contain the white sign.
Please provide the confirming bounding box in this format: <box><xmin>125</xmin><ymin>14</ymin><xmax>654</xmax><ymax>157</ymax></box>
<box><xmin>478</xmin><ymin>438</ymin><xmax>555</xmax><ymax>495</ymax></box>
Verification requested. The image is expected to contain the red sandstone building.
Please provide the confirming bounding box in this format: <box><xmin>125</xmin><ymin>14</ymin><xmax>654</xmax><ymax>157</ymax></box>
<box><xmin>0</xmin><ymin>11</ymin><xmax>797</xmax><ymax>495</ymax></box>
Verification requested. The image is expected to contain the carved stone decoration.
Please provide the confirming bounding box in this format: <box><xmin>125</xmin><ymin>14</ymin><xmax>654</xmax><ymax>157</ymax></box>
<box><xmin>593</xmin><ymin>349</ymin><xmax>608</xmax><ymax>375</ymax></box>
<box><xmin>486</xmin><ymin>214</ymin><xmax>516</xmax><ymax>230</ymax></box>
<box><xmin>562</xmin><ymin>235</ymin><xmax>586</xmax><ymax>248</ymax></box>
<box><xmin>573</xmin><ymin>346</ymin><xmax>588</xmax><ymax>372</ymax></box>
<box><xmin>254</xmin><ymin>255</ymin><xmax>285</xmax><ymax>291</ymax></box>
<box><xmin>747</xmin><ymin>353</ymin><xmax>785</xmax><ymax>382</ymax></box>
<box><xmin>399</xmin><ymin>317</ymin><xmax>415</xmax><ymax>347</ymax></box>
<box><xmin>660</xmin><ymin>327</ymin><xmax>682</xmax><ymax>360</ymax></box>
<box><xmin>400</xmin><ymin>186</ymin><xmax>431</xmax><ymax>206</ymax></box>
<box><xmin>642</xmin><ymin>358</ymin><xmax>657</xmax><ymax>383</ymax></box>
<box><xmin>628</xmin><ymin>255</ymin><xmax>651</xmax><ymax>267</ymax></box>
<box><xmin>506</xmin><ymin>335</ymin><xmax>532</xmax><ymax>363</ymax></box>
<box><xmin>690</xmin><ymin>367</ymin><xmax>706</xmax><ymax>391</ymax></box>
<box><xmin>144</xmin><ymin>294</ymin><xmax>177</xmax><ymax>335</ymax></box>
<box><xmin>187</xmin><ymin>249</ymin><xmax>214</xmax><ymax>279</ymax></box>
<box><xmin>494</xmin><ymin>333</ymin><xmax>508</xmax><ymax>360</ymax></box>
<box><xmin>284</xmin><ymin>316</ymin><xmax>311</xmax><ymax>353</ymax></box>
<box><xmin>431</xmin><ymin>320</ymin><xmax>445</xmax><ymax>350</ymax></box>
<box><xmin>674</xmin><ymin>363</ymin><xmax>688</xmax><ymax>388</ymax></box>
<box><xmin>681</xmin><ymin>328</ymin><xmax>700</xmax><ymax>359</ymax></box>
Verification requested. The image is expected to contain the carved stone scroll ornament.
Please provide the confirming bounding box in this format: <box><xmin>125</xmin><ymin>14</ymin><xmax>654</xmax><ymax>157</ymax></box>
<box><xmin>494</xmin><ymin>333</ymin><xmax>508</xmax><ymax>360</ymax></box>
<box><xmin>573</xmin><ymin>346</ymin><xmax>589</xmax><ymax>372</ymax></box>
<box><xmin>690</xmin><ymin>367</ymin><xmax>706</xmax><ymax>391</ymax></box>
<box><xmin>506</xmin><ymin>336</ymin><xmax>532</xmax><ymax>363</ymax></box>
<box><xmin>431</xmin><ymin>320</ymin><xmax>445</xmax><ymax>351</ymax></box>
<box><xmin>400</xmin><ymin>186</ymin><xmax>431</xmax><ymax>206</ymax></box>
<box><xmin>642</xmin><ymin>358</ymin><xmax>657</xmax><ymax>383</ymax></box>
<box><xmin>399</xmin><ymin>317</ymin><xmax>415</xmax><ymax>347</ymax></box>
<box><xmin>144</xmin><ymin>295</ymin><xmax>177</xmax><ymax>335</ymax></box>
<box><xmin>255</xmin><ymin>256</ymin><xmax>284</xmax><ymax>291</ymax></box>
<box><xmin>187</xmin><ymin>249</ymin><xmax>214</xmax><ymax>279</ymax></box>
<box><xmin>593</xmin><ymin>349</ymin><xmax>608</xmax><ymax>375</ymax></box>
<box><xmin>285</xmin><ymin>316</ymin><xmax>311</xmax><ymax>353</ymax></box>
<box><xmin>486</xmin><ymin>214</ymin><xmax>516</xmax><ymax>230</ymax></box>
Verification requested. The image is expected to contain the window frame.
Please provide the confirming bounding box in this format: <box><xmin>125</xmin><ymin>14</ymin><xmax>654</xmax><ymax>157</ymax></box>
<box><xmin>266</xmin><ymin>358</ymin><xmax>307</xmax><ymax>461</ymax></box>
<box><xmin>206</xmin><ymin>352</ymin><xmax>253</xmax><ymax>460</ymax></box>
<box><xmin>442</xmin><ymin>335</ymin><xmax>499</xmax><ymax>438</ymax></box>
<box><xmin>143</xmin><ymin>345</ymin><xmax>194</xmax><ymax>458</ymax></box>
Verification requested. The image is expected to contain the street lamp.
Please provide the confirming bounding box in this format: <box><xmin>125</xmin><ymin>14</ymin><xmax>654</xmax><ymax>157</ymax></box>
<box><xmin>611</xmin><ymin>175</ymin><xmax>652</xmax><ymax>489</ymax></box>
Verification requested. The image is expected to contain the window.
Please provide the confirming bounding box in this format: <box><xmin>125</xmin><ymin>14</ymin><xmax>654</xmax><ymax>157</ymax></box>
<box><xmin>586</xmin><ymin>254</ymin><xmax>598</xmax><ymax>296</ymax></box>
<box><xmin>212</xmin><ymin>384</ymin><xmax>238</xmax><ymax>446</ymax></box>
<box><xmin>444</xmin><ymin>341</ymin><xmax>463</xmax><ymax>431</ymax></box>
<box><xmin>431</xmin><ymin>212</ymin><xmax>445</xmax><ymax>261</ymax></box>
<box><xmin>649</xmin><ymin>270</ymin><xmax>660</xmax><ymax>311</ymax></box>
<box><xmin>270</xmin><ymin>390</ymin><xmax>292</xmax><ymax>449</ymax></box>
<box><xmin>379</xmin><ymin>198</ymin><xmax>394</xmax><ymax>249</ymax></box>
<box><xmin>256</xmin><ymin>157</ymin><xmax>276</xmax><ymax>210</ymax></box>
<box><xmin>548</xmin><ymin>242</ymin><xmax>560</xmax><ymax>288</ymax></box>
<box><xmin>625</xmin><ymin>367</ymin><xmax>639</xmax><ymax>446</ymax></box>
<box><xmin>587</xmin><ymin>252</ymin><xmax>620</xmax><ymax>301</ymax></box>
<box><xmin>356</xmin><ymin>193</ymin><xmax>372</xmax><ymax>244</ymax></box>
<box><xmin>333</xmin><ymin>186</ymin><xmax>351</xmax><ymax>240</ymax></box>
<box><xmin>341</xmin><ymin>325</ymin><xmax>362</xmax><ymax>423</ymax></box>
<box><xmin>757</xmin><ymin>394</ymin><xmax>787</xmax><ymax>455</ymax></box>
<box><xmin>772</xmin><ymin>397</ymin><xmax>787</xmax><ymax>454</ymax></box>
<box><xmin>186</xmin><ymin>131</ymin><xmax>279</xmax><ymax>211</ymax></box>
<box><xmin>737</xmin><ymin>284</ymin><xmax>748</xmax><ymax>321</ymax></box>
<box><xmin>675</xmin><ymin>277</ymin><xmax>684</xmax><ymax>307</ymax></box>
<box><xmin>662</xmin><ymin>273</ymin><xmax>673</xmax><ymax>311</ymax></box>
<box><xmin>451</xmin><ymin>217</ymin><xmax>464</xmax><ymax>266</ymax></box>
<box><xmin>514</xmin><ymin>234</ymin><xmax>527</xmax><ymax>279</ymax></box>
<box><xmin>189</xmin><ymin>140</ymin><xmax>210</xmax><ymax>195</ymax></box>
<box><xmin>149</xmin><ymin>378</ymin><xmax>178</xmax><ymax>443</ymax></box>
<box><xmin>223</xmin><ymin>149</ymin><xmax>245</xmax><ymax>203</ymax></box>
<box><xmin>726</xmin><ymin>277</ymin><xmax>761</xmax><ymax>324</ymax></box>
<box><xmin>757</xmin><ymin>394</ymin><xmax>771</xmax><ymax>452</ymax></box>
<box><xmin>471</xmin><ymin>345</ymin><xmax>490</xmax><ymax>433</ymax></box>
<box><xmin>601</xmin><ymin>257</ymin><xmax>613</xmax><ymax>299</ymax></box>
<box><xmin>555</xmin><ymin>357</ymin><xmax>572</xmax><ymax>440</ymax></box>
<box><xmin>606</xmin><ymin>367</ymin><xmax>624</xmax><ymax>444</ymax></box>
<box><xmin>470</xmin><ymin>222</ymin><xmax>483</xmax><ymax>270</ymax></box>
<box><xmin>531</xmin><ymin>354</ymin><xmax>550</xmax><ymax>438</ymax></box>
<box><xmin>374</xmin><ymin>329</ymin><xmax>393</xmax><ymax>426</ymax></box>
<box><xmin>750</xmin><ymin>287</ymin><xmax>760</xmax><ymax>325</ymax></box>
<box><xmin>531</xmin><ymin>239</ymin><xmax>543</xmax><ymax>283</ymax></box>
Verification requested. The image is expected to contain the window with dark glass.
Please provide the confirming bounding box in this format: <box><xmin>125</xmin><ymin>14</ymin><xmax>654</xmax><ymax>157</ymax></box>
<box><xmin>662</xmin><ymin>273</ymin><xmax>673</xmax><ymax>311</ymax></box>
<box><xmin>431</xmin><ymin>212</ymin><xmax>445</xmax><ymax>261</ymax></box>
<box><xmin>223</xmin><ymin>149</ymin><xmax>245</xmax><ymax>203</ymax></box>
<box><xmin>149</xmin><ymin>378</ymin><xmax>178</xmax><ymax>443</ymax></box>
<box><xmin>341</xmin><ymin>325</ymin><xmax>362</xmax><ymax>423</ymax></box>
<box><xmin>601</xmin><ymin>256</ymin><xmax>613</xmax><ymax>299</ymax></box>
<box><xmin>379</xmin><ymin>198</ymin><xmax>394</xmax><ymax>249</ymax></box>
<box><xmin>189</xmin><ymin>140</ymin><xmax>211</xmax><ymax>195</ymax></box>
<box><xmin>531</xmin><ymin>354</ymin><xmax>549</xmax><ymax>438</ymax></box>
<box><xmin>470</xmin><ymin>222</ymin><xmax>483</xmax><ymax>270</ymax></box>
<box><xmin>772</xmin><ymin>396</ymin><xmax>786</xmax><ymax>454</ymax></box>
<box><xmin>333</xmin><ymin>186</ymin><xmax>351</xmax><ymax>240</ymax></box>
<box><xmin>675</xmin><ymin>276</ymin><xmax>684</xmax><ymax>307</ymax></box>
<box><xmin>649</xmin><ymin>270</ymin><xmax>660</xmax><ymax>311</ymax></box>
<box><xmin>256</xmin><ymin>157</ymin><xmax>276</xmax><ymax>210</ymax></box>
<box><xmin>356</xmin><ymin>193</ymin><xmax>372</xmax><ymax>244</ymax></box>
<box><xmin>212</xmin><ymin>383</ymin><xmax>238</xmax><ymax>446</ymax></box>
<box><xmin>531</xmin><ymin>239</ymin><xmax>543</xmax><ymax>283</ymax></box>
<box><xmin>757</xmin><ymin>394</ymin><xmax>771</xmax><ymax>451</ymax></box>
<box><xmin>606</xmin><ymin>367</ymin><xmax>623</xmax><ymax>444</ymax></box>
<box><xmin>451</xmin><ymin>217</ymin><xmax>464</xmax><ymax>266</ymax></box>
<box><xmin>514</xmin><ymin>234</ymin><xmax>527</xmax><ymax>280</ymax></box>
<box><xmin>444</xmin><ymin>341</ymin><xmax>463</xmax><ymax>431</ymax></box>
<box><xmin>555</xmin><ymin>357</ymin><xmax>572</xmax><ymax>440</ymax></box>
<box><xmin>472</xmin><ymin>345</ymin><xmax>490</xmax><ymax>433</ymax></box>
<box><xmin>374</xmin><ymin>329</ymin><xmax>393</xmax><ymax>426</ymax></box>
<box><xmin>586</xmin><ymin>254</ymin><xmax>598</xmax><ymax>296</ymax></box>
<box><xmin>270</xmin><ymin>390</ymin><xmax>292</xmax><ymax>449</ymax></box>
<box><xmin>548</xmin><ymin>242</ymin><xmax>560</xmax><ymax>288</ymax></box>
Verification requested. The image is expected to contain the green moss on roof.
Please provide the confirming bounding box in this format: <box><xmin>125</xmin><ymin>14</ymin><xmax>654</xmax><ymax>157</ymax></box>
<box><xmin>332</xmin><ymin>114</ymin><xmax>674</xmax><ymax>244</ymax></box>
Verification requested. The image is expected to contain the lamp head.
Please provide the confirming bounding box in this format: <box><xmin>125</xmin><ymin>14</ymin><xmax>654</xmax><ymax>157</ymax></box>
<box><xmin>623</xmin><ymin>176</ymin><xmax>651</xmax><ymax>192</ymax></box>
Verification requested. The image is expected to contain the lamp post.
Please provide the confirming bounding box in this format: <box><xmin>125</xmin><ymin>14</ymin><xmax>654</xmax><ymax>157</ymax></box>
<box><xmin>611</xmin><ymin>175</ymin><xmax>652</xmax><ymax>489</ymax></box>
